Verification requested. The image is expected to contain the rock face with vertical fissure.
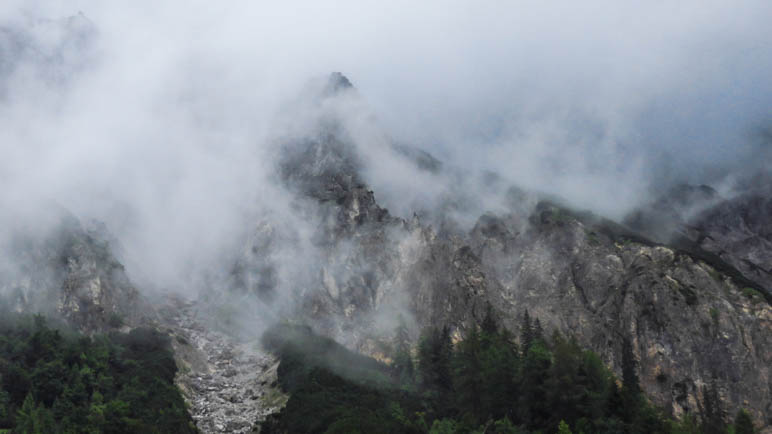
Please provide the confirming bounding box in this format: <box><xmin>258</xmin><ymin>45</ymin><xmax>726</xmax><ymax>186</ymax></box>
<box><xmin>4</xmin><ymin>73</ymin><xmax>770</xmax><ymax>432</ymax></box>
<box><xmin>226</xmin><ymin>73</ymin><xmax>772</xmax><ymax>429</ymax></box>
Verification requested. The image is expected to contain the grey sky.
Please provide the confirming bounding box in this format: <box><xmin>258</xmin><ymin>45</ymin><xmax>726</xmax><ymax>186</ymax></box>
<box><xmin>1</xmin><ymin>0</ymin><xmax>770</xmax><ymax>290</ymax></box>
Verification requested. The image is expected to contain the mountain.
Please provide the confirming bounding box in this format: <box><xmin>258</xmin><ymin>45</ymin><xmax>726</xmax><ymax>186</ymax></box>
<box><xmin>0</xmin><ymin>206</ymin><xmax>150</xmax><ymax>332</ymax></box>
<box><xmin>626</xmin><ymin>178</ymin><xmax>772</xmax><ymax>301</ymax></box>
<box><xmin>2</xmin><ymin>73</ymin><xmax>770</xmax><ymax>432</ymax></box>
<box><xmin>225</xmin><ymin>73</ymin><xmax>772</xmax><ymax>429</ymax></box>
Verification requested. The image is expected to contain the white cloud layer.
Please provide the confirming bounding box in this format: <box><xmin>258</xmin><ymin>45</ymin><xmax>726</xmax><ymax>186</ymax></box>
<box><xmin>1</xmin><ymin>0</ymin><xmax>770</xmax><ymax>291</ymax></box>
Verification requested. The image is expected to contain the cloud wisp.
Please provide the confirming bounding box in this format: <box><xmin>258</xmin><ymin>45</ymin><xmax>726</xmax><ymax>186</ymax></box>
<box><xmin>0</xmin><ymin>0</ymin><xmax>770</xmax><ymax>298</ymax></box>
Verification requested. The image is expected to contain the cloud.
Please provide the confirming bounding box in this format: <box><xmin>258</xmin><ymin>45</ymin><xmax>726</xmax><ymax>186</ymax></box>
<box><xmin>0</xmin><ymin>0</ymin><xmax>770</xmax><ymax>295</ymax></box>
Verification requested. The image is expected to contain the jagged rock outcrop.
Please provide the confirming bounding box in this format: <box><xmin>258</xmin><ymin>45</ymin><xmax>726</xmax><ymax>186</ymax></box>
<box><xmin>7</xmin><ymin>72</ymin><xmax>766</xmax><ymax>431</ymax></box>
<box><xmin>0</xmin><ymin>210</ymin><xmax>149</xmax><ymax>332</ymax></box>
<box><xmin>687</xmin><ymin>190</ymin><xmax>772</xmax><ymax>298</ymax></box>
<box><xmin>461</xmin><ymin>204</ymin><xmax>771</xmax><ymax>425</ymax></box>
<box><xmin>277</xmin><ymin>165</ymin><xmax>772</xmax><ymax>427</ymax></box>
<box><xmin>229</xmin><ymin>73</ymin><xmax>772</xmax><ymax>429</ymax></box>
<box><xmin>0</xmin><ymin>208</ymin><xmax>285</xmax><ymax>433</ymax></box>
<box><xmin>627</xmin><ymin>177</ymin><xmax>772</xmax><ymax>303</ymax></box>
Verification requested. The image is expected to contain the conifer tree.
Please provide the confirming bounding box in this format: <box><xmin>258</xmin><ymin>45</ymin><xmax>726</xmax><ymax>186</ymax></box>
<box><xmin>557</xmin><ymin>419</ymin><xmax>573</xmax><ymax>434</ymax></box>
<box><xmin>395</xmin><ymin>315</ymin><xmax>411</xmax><ymax>349</ymax></box>
<box><xmin>671</xmin><ymin>412</ymin><xmax>701</xmax><ymax>434</ymax></box>
<box><xmin>621</xmin><ymin>337</ymin><xmax>640</xmax><ymax>397</ymax></box>
<box><xmin>620</xmin><ymin>336</ymin><xmax>642</xmax><ymax>425</ymax></box>
<box><xmin>32</xmin><ymin>404</ymin><xmax>56</xmax><ymax>434</ymax></box>
<box><xmin>521</xmin><ymin>310</ymin><xmax>533</xmax><ymax>354</ymax></box>
<box><xmin>734</xmin><ymin>408</ymin><xmax>756</xmax><ymax>434</ymax></box>
<box><xmin>481</xmin><ymin>303</ymin><xmax>498</xmax><ymax>336</ymax></box>
<box><xmin>0</xmin><ymin>387</ymin><xmax>9</xmax><ymax>427</ymax></box>
<box><xmin>392</xmin><ymin>316</ymin><xmax>415</xmax><ymax>384</ymax></box>
<box><xmin>436</xmin><ymin>326</ymin><xmax>453</xmax><ymax>392</ymax></box>
<box><xmin>606</xmin><ymin>381</ymin><xmax>625</xmax><ymax>420</ymax></box>
<box><xmin>15</xmin><ymin>393</ymin><xmax>36</xmax><ymax>434</ymax></box>
<box><xmin>519</xmin><ymin>335</ymin><xmax>552</xmax><ymax>427</ymax></box>
<box><xmin>533</xmin><ymin>318</ymin><xmax>544</xmax><ymax>345</ymax></box>
<box><xmin>417</xmin><ymin>326</ymin><xmax>453</xmax><ymax>396</ymax></box>
<box><xmin>700</xmin><ymin>380</ymin><xmax>726</xmax><ymax>434</ymax></box>
<box><xmin>453</xmin><ymin>327</ymin><xmax>483</xmax><ymax>419</ymax></box>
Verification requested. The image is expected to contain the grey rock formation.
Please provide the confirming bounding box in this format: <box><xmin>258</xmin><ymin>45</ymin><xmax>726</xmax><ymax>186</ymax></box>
<box><xmin>0</xmin><ymin>210</ymin><xmax>148</xmax><ymax>333</ymax></box>
<box><xmin>687</xmin><ymin>190</ymin><xmax>772</xmax><ymax>298</ymax></box>
<box><xmin>160</xmin><ymin>296</ymin><xmax>285</xmax><ymax>434</ymax></box>
<box><xmin>269</xmin><ymin>159</ymin><xmax>772</xmax><ymax>427</ymax></box>
<box><xmin>627</xmin><ymin>177</ymin><xmax>772</xmax><ymax>303</ymax></box>
<box><xmin>3</xmin><ymin>72</ymin><xmax>769</xmax><ymax>431</ymax></box>
<box><xmin>229</xmin><ymin>73</ymin><xmax>772</xmax><ymax>429</ymax></box>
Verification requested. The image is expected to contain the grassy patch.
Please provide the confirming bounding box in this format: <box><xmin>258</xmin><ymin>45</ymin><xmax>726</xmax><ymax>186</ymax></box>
<box><xmin>107</xmin><ymin>311</ymin><xmax>124</xmax><ymax>328</ymax></box>
<box><xmin>709</xmin><ymin>308</ymin><xmax>719</xmax><ymax>324</ymax></box>
<box><xmin>585</xmin><ymin>230</ymin><xmax>600</xmax><ymax>246</ymax></box>
<box><xmin>708</xmin><ymin>267</ymin><xmax>722</xmax><ymax>282</ymax></box>
<box><xmin>261</xmin><ymin>388</ymin><xmax>289</xmax><ymax>408</ymax></box>
<box><xmin>742</xmin><ymin>287</ymin><xmax>763</xmax><ymax>304</ymax></box>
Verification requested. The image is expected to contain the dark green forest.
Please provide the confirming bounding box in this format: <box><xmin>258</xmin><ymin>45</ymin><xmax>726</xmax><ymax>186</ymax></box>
<box><xmin>0</xmin><ymin>313</ymin><xmax>196</xmax><ymax>434</ymax></box>
<box><xmin>259</xmin><ymin>310</ymin><xmax>757</xmax><ymax>434</ymax></box>
<box><xmin>0</xmin><ymin>309</ymin><xmax>759</xmax><ymax>433</ymax></box>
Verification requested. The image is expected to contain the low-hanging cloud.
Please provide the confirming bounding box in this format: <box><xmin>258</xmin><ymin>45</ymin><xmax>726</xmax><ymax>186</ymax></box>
<box><xmin>0</xmin><ymin>0</ymin><xmax>770</xmax><ymax>295</ymax></box>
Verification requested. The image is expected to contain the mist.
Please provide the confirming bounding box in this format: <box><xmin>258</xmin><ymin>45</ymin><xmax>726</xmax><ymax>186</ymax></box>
<box><xmin>1</xmin><ymin>0</ymin><xmax>771</xmax><ymax>297</ymax></box>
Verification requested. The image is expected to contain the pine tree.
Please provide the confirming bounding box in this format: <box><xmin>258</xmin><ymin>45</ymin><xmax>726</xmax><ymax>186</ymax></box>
<box><xmin>492</xmin><ymin>417</ymin><xmax>519</xmax><ymax>434</ymax></box>
<box><xmin>521</xmin><ymin>310</ymin><xmax>533</xmax><ymax>354</ymax></box>
<box><xmin>621</xmin><ymin>337</ymin><xmax>640</xmax><ymax>397</ymax></box>
<box><xmin>481</xmin><ymin>303</ymin><xmax>498</xmax><ymax>336</ymax></box>
<box><xmin>533</xmin><ymin>318</ymin><xmax>544</xmax><ymax>345</ymax></box>
<box><xmin>557</xmin><ymin>419</ymin><xmax>573</xmax><ymax>434</ymax></box>
<box><xmin>0</xmin><ymin>387</ymin><xmax>9</xmax><ymax>427</ymax></box>
<box><xmin>547</xmin><ymin>332</ymin><xmax>585</xmax><ymax>427</ymax></box>
<box><xmin>395</xmin><ymin>315</ymin><xmax>411</xmax><ymax>349</ymax></box>
<box><xmin>417</xmin><ymin>326</ymin><xmax>453</xmax><ymax>396</ymax></box>
<box><xmin>700</xmin><ymin>381</ymin><xmax>726</xmax><ymax>434</ymax></box>
<box><xmin>620</xmin><ymin>337</ymin><xmax>642</xmax><ymax>425</ymax></box>
<box><xmin>606</xmin><ymin>381</ymin><xmax>625</xmax><ymax>420</ymax></box>
<box><xmin>734</xmin><ymin>408</ymin><xmax>756</xmax><ymax>434</ymax></box>
<box><xmin>15</xmin><ymin>393</ymin><xmax>37</xmax><ymax>434</ymax></box>
<box><xmin>32</xmin><ymin>404</ymin><xmax>56</xmax><ymax>434</ymax></box>
<box><xmin>519</xmin><ymin>337</ymin><xmax>552</xmax><ymax>428</ymax></box>
<box><xmin>392</xmin><ymin>316</ymin><xmax>414</xmax><ymax>385</ymax></box>
<box><xmin>485</xmin><ymin>329</ymin><xmax>519</xmax><ymax>421</ymax></box>
<box><xmin>671</xmin><ymin>412</ymin><xmax>701</xmax><ymax>434</ymax></box>
<box><xmin>437</xmin><ymin>326</ymin><xmax>454</xmax><ymax>392</ymax></box>
<box><xmin>453</xmin><ymin>327</ymin><xmax>483</xmax><ymax>419</ymax></box>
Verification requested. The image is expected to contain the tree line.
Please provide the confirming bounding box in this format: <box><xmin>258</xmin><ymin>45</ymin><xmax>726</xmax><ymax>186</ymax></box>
<box><xmin>0</xmin><ymin>313</ymin><xmax>196</xmax><ymax>433</ymax></box>
<box><xmin>260</xmin><ymin>308</ymin><xmax>758</xmax><ymax>433</ymax></box>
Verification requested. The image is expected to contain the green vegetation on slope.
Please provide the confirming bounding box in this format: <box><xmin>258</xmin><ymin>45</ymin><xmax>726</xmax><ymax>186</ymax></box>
<box><xmin>259</xmin><ymin>310</ymin><xmax>758</xmax><ymax>434</ymax></box>
<box><xmin>0</xmin><ymin>312</ymin><xmax>197</xmax><ymax>434</ymax></box>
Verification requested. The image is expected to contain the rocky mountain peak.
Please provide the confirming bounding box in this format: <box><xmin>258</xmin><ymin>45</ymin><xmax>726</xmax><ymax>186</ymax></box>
<box><xmin>0</xmin><ymin>209</ymin><xmax>150</xmax><ymax>333</ymax></box>
<box><xmin>324</xmin><ymin>71</ymin><xmax>354</xmax><ymax>95</ymax></box>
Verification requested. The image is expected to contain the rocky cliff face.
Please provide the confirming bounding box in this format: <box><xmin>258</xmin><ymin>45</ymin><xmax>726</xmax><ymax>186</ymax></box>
<box><xmin>686</xmin><ymin>190</ymin><xmax>772</xmax><ymax>299</ymax></box>
<box><xmin>3</xmin><ymin>73</ymin><xmax>769</xmax><ymax>432</ymax></box>
<box><xmin>223</xmin><ymin>73</ymin><xmax>772</xmax><ymax>429</ymax></box>
<box><xmin>279</xmin><ymin>177</ymin><xmax>772</xmax><ymax>426</ymax></box>
<box><xmin>0</xmin><ymin>210</ymin><xmax>149</xmax><ymax>332</ymax></box>
<box><xmin>626</xmin><ymin>178</ymin><xmax>772</xmax><ymax>303</ymax></box>
<box><xmin>461</xmin><ymin>205</ymin><xmax>771</xmax><ymax>425</ymax></box>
